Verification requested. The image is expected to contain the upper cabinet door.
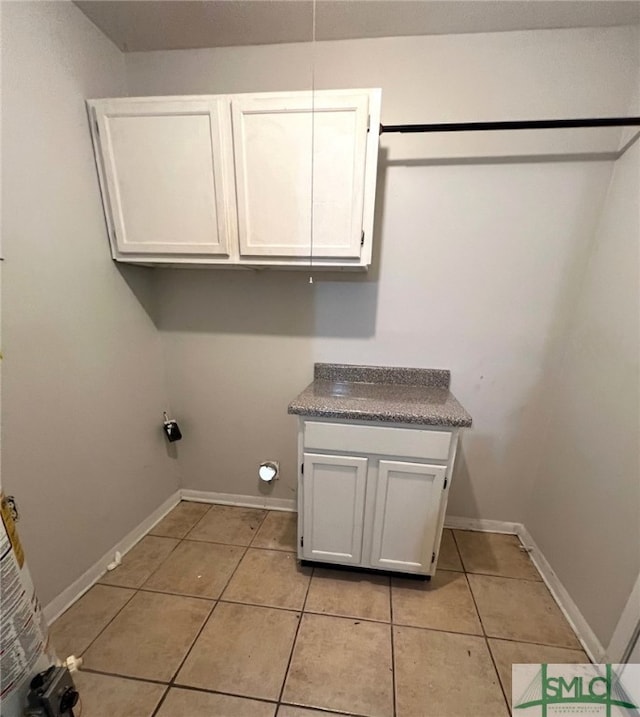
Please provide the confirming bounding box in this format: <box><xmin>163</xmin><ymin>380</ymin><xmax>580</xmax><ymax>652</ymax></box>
<box><xmin>91</xmin><ymin>98</ymin><xmax>232</xmax><ymax>257</ymax></box>
<box><xmin>232</xmin><ymin>91</ymin><xmax>373</xmax><ymax>259</ymax></box>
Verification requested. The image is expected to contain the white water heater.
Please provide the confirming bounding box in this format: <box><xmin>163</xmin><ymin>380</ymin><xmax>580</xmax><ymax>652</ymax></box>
<box><xmin>0</xmin><ymin>496</ymin><xmax>56</xmax><ymax>717</ymax></box>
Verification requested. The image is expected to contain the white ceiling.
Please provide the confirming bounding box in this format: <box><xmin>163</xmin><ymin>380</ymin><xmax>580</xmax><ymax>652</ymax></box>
<box><xmin>75</xmin><ymin>0</ymin><xmax>640</xmax><ymax>52</ymax></box>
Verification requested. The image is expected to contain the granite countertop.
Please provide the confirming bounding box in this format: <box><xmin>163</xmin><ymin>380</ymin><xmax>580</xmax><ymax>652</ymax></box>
<box><xmin>288</xmin><ymin>363</ymin><xmax>472</xmax><ymax>427</ymax></box>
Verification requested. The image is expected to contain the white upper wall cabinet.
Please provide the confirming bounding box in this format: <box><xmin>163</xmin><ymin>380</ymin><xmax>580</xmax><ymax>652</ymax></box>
<box><xmin>87</xmin><ymin>89</ymin><xmax>381</xmax><ymax>270</ymax></box>
<box><xmin>89</xmin><ymin>97</ymin><xmax>233</xmax><ymax>258</ymax></box>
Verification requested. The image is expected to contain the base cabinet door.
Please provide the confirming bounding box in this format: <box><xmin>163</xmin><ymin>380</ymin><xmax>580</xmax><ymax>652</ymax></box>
<box><xmin>369</xmin><ymin>461</ymin><xmax>446</xmax><ymax>573</ymax></box>
<box><xmin>301</xmin><ymin>453</ymin><xmax>368</xmax><ymax>565</ymax></box>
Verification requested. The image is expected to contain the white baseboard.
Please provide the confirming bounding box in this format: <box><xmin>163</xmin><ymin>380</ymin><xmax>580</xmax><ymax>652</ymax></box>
<box><xmin>444</xmin><ymin>516</ymin><xmax>520</xmax><ymax>534</ymax></box>
<box><xmin>445</xmin><ymin>515</ymin><xmax>604</xmax><ymax>662</ymax></box>
<box><xmin>606</xmin><ymin>571</ymin><xmax>640</xmax><ymax>662</ymax></box>
<box><xmin>518</xmin><ymin>524</ymin><xmax>605</xmax><ymax>663</ymax></box>
<box><xmin>43</xmin><ymin>491</ymin><xmax>181</xmax><ymax>625</ymax></box>
<box><xmin>180</xmin><ymin>489</ymin><xmax>296</xmax><ymax>512</ymax></box>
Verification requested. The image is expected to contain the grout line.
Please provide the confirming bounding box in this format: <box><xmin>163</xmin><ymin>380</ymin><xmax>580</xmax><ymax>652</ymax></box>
<box><xmin>386</xmin><ymin>621</ymin><xmax>582</xmax><ymax>651</ymax></box>
<box><xmin>160</xmin><ymin>681</ymin><xmax>279</xmax><ymax>706</ymax></box>
<box><xmin>148</xmin><ymin>600</ymin><xmax>219</xmax><ymax>717</ymax></box>
<box><xmin>154</xmin><ymin>686</ymin><xmax>171</xmax><ymax>715</ymax></box>
<box><xmin>148</xmin><ymin>535</ymin><xmax>296</xmax><ymax>554</ymax></box>
<box><xmin>388</xmin><ymin>574</ymin><xmax>397</xmax><ymax>717</ymax></box>
<box><xmin>74</xmin><ymin>586</ymin><xmax>138</xmax><ymax>659</ymax></box>
<box><xmin>180</xmin><ymin>536</ymin><xmax>255</xmax><ymax>548</ymax></box>
<box><xmin>276</xmin><ymin>565</ymin><xmax>315</xmax><ymax>706</ymax></box>
<box><xmin>183</xmin><ymin>503</ymin><xmax>269</xmax><ymax>544</ymax></box>
<box><xmin>137</xmin><ymin>535</ymin><xmax>185</xmax><ymax>588</ymax></box>
<box><xmin>484</xmin><ymin>638</ymin><xmax>511</xmax><ymax>715</ymax></box>
<box><xmin>479</xmin><ymin>635</ymin><xmax>589</xmax><ymax>652</ymax></box>
<box><xmin>452</xmin><ymin>531</ymin><xmax>511</xmax><ymax>713</ymax></box>
<box><xmin>304</xmin><ymin>606</ymin><xmax>390</xmax><ymax>624</ymax></box>
<box><xmin>217</xmin><ymin>597</ymin><xmax>309</xmax><ymax>615</ymax></box>
<box><xmin>136</xmin><ymin>586</ymin><xmax>223</xmax><ymax>602</ymax></box>
<box><xmin>170</xmin><ymin>550</ymin><xmax>254</xmax><ymax>681</ymax></box>
<box><xmin>463</xmin><ymin>571</ymin><xmax>544</xmax><ymax>583</ymax></box>
<box><xmin>78</xmin><ymin>666</ymin><xmax>170</xmax><ymax>686</ymax></box>
<box><xmin>245</xmin><ymin>545</ymin><xmax>298</xmax><ymax>555</ymax></box>
<box><xmin>248</xmin><ymin>510</ymin><xmax>270</xmax><ymax>549</ymax></box>
<box><xmin>244</xmin><ymin>506</ymin><xmax>270</xmax><ymax>549</ymax></box>
<box><xmin>383</xmin><ymin>622</ymin><xmax>485</xmax><ymax>640</ymax></box>
<box><xmin>181</xmin><ymin>502</ymin><xmax>214</xmax><ymax>541</ymax></box>
<box><xmin>149</xmin><ymin>513</ymin><xmax>268</xmax><ymax>717</ymax></box>
<box><xmin>177</xmin><ymin>537</ymin><xmax>281</xmax><ymax>549</ymax></box>
<box><xmin>449</xmin><ymin>529</ymin><xmax>470</xmax><ymax>573</ymax></box>
<box><xmin>147</xmin><ymin>501</ymin><xmax>212</xmax><ymax>539</ymax></box>
<box><xmin>279</xmin><ymin>700</ymin><xmax>376</xmax><ymax>717</ymax></box>
<box><xmin>445</xmin><ymin>527</ymin><xmax>465</xmax><ymax>571</ymax></box>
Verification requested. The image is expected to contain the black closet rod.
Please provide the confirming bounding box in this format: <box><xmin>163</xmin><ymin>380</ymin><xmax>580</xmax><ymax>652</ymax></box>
<box><xmin>379</xmin><ymin>116</ymin><xmax>640</xmax><ymax>134</ymax></box>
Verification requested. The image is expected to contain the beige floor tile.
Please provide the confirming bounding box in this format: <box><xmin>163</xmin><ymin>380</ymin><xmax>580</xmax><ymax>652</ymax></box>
<box><xmin>186</xmin><ymin>505</ymin><xmax>267</xmax><ymax>545</ymax></box>
<box><xmin>49</xmin><ymin>585</ymin><xmax>134</xmax><ymax>658</ymax></box>
<box><xmin>488</xmin><ymin>638</ymin><xmax>589</xmax><ymax>707</ymax></box>
<box><xmin>149</xmin><ymin>501</ymin><xmax>210</xmax><ymax>539</ymax></box>
<box><xmin>392</xmin><ymin>570</ymin><xmax>482</xmax><ymax>635</ymax></box>
<box><xmin>394</xmin><ymin>626</ymin><xmax>508</xmax><ymax>717</ymax></box>
<box><xmin>437</xmin><ymin>529</ymin><xmax>463</xmax><ymax>571</ymax></box>
<box><xmin>155</xmin><ymin>687</ymin><xmax>276</xmax><ymax>717</ymax></box>
<box><xmin>283</xmin><ymin>613</ymin><xmax>393</xmax><ymax>717</ymax></box>
<box><xmin>72</xmin><ymin>671</ymin><xmax>165</xmax><ymax>717</ymax></box>
<box><xmin>177</xmin><ymin>602</ymin><xmax>299</xmax><ymax>700</ymax></box>
<box><xmin>222</xmin><ymin>548</ymin><xmax>311</xmax><ymax>610</ymax></box>
<box><xmin>305</xmin><ymin>568</ymin><xmax>390</xmax><ymax>622</ymax></box>
<box><xmin>98</xmin><ymin>536</ymin><xmax>179</xmax><ymax>589</ymax></box>
<box><xmin>278</xmin><ymin>707</ymin><xmax>350</xmax><ymax>717</ymax></box>
<box><xmin>143</xmin><ymin>540</ymin><xmax>244</xmax><ymax>598</ymax></box>
<box><xmin>468</xmin><ymin>574</ymin><xmax>580</xmax><ymax>648</ymax></box>
<box><xmin>82</xmin><ymin>591</ymin><xmax>212</xmax><ymax>682</ymax></box>
<box><xmin>252</xmin><ymin>511</ymin><xmax>297</xmax><ymax>551</ymax></box>
<box><xmin>454</xmin><ymin>530</ymin><xmax>541</xmax><ymax>580</ymax></box>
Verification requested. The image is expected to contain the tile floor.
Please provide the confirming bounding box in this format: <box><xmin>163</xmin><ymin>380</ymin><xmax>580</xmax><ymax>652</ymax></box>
<box><xmin>50</xmin><ymin>502</ymin><xmax>588</xmax><ymax>717</ymax></box>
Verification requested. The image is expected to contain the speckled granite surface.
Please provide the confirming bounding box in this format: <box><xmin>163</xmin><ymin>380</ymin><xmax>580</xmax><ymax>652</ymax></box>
<box><xmin>288</xmin><ymin>363</ymin><xmax>472</xmax><ymax>427</ymax></box>
<box><xmin>314</xmin><ymin>363</ymin><xmax>450</xmax><ymax>387</ymax></box>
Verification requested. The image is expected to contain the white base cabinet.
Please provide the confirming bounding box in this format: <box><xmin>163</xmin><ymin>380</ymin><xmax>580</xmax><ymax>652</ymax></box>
<box><xmin>297</xmin><ymin>419</ymin><xmax>459</xmax><ymax>576</ymax></box>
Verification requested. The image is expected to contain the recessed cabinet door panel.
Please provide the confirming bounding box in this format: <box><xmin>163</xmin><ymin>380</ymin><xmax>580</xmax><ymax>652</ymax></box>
<box><xmin>232</xmin><ymin>93</ymin><xmax>369</xmax><ymax>259</ymax></box>
<box><xmin>95</xmin><ymin>99</ymin><xmax>230</xmax><ymax>256</ymax></box>
<box><xmin>302</xmin><ymin>453</ymin><xmax>368</xmax><ymax>565</ymax></box>
<box><xmin>370</xmin><ymin>461</ymin><xmax>446</xmax><ymax>572</ymax></box>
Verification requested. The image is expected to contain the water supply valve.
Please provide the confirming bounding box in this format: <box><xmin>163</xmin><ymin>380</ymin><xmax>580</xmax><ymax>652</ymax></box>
<box><xmin>162</xmin><ymin>412</ymin><xmax>182</xmax><ymax>443</ymax></box>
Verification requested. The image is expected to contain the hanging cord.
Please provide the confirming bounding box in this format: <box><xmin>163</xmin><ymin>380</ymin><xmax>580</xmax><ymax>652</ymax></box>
<box><xmin>309</xmin><ymin>0</ymin><xmax>316</xmax><ymax>284</ymax></box>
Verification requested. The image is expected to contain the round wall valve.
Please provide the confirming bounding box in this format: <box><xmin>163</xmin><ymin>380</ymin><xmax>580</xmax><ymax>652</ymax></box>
<box><xmin>258</xmin><ymin>461</ymin><xmax>279</xmax><ymax>483</ymax></box>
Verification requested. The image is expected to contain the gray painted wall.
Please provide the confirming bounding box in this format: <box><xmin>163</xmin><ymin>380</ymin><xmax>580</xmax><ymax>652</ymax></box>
<box><xmin>127</xmin><ymin>27</ymin><xmax>636</xmax><ymax>522</ymax></box>
<box><xmin>1</xmin><ymin>1</ymin><xmax>179</xmax><ymax>605</ymax></box>
<box><xmin>525</xmin><ymin>132</ymin><xmax>640</xmax><ymax>648</ymax></box>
